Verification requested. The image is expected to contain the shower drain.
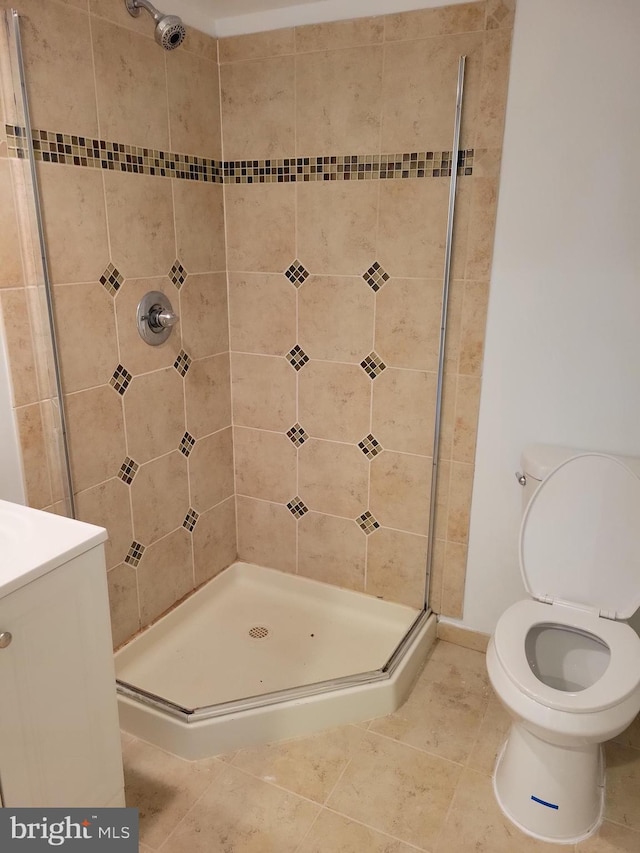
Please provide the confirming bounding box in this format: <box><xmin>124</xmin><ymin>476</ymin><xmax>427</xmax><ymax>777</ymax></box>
<box><xmin>248</xmin><ymin>625</ymin><xmax>270</xmax><ymax>639</ymax></box>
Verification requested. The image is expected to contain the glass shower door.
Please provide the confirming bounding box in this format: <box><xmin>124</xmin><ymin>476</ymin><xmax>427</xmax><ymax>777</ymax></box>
<box><xmin>0</xmin><ymin>9</ymin><xmax>74</xmax><ymax>517</ymax></box>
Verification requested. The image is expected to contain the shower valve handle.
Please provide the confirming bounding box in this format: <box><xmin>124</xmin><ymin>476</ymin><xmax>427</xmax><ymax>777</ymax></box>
<box><xmin>151</xmin><ymin>306</ymin><xmax>179</xmax><ymax>329</ymax></box>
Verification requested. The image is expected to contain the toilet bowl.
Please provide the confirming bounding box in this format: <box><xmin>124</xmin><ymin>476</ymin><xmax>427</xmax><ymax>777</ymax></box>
<box><xmin>487</xmin><ymin>450</ymin><xmax>640</xmax><ymax>844</ymax></box>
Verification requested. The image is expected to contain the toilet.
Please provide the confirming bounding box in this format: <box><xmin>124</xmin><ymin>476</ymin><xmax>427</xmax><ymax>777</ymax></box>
<box><xmin>486</xmin><ymin>445</ymin><xmax>640</xmax><ymax>844</ymax></box>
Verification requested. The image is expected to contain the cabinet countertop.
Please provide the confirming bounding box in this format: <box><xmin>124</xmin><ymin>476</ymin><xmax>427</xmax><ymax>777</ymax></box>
<box><xmin>0</xmin><ymin>500</ymin><xmax>107</xmax><ymax>599</ymax></box>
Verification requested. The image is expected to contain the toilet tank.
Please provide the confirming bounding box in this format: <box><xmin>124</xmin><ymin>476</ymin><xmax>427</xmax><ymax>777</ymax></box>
<box><xmin>520</xmin><ymin>444</ymin><xmax>640</xmax><ymax>513</ymax></box>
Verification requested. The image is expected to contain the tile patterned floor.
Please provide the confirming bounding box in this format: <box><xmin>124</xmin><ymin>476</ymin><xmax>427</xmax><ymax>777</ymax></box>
<box><xmin>122</xmin><ymin>640</ymin><xmax>640</xmax><ymax>852</ymax></box>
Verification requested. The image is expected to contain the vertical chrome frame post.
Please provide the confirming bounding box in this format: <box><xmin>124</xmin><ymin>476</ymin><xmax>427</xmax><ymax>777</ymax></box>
<box><xmin>8</xmin><ymin>9</ymin><xmax>76</xmax><ymax>517</ymax></box>
<box><xmin>424</xmin><ymin>55</ymin><xmax>466</xmax><ymax>608</ymax></box>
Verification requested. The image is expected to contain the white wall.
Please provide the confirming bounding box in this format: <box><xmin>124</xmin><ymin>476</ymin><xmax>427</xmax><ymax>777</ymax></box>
<box><xmin>0</xmin><ymin>324</ymin><xmax>25</xmax><ymax>504</ymax></box>
<box><xmin>460</xmin><ymin>0</ymin><xmax>640</xmax><ymax>635</ymax></box>
<box><xmin>174</xmin><ymin>0</ymin><xmax>471</xmax><ymax>37</ymax></box>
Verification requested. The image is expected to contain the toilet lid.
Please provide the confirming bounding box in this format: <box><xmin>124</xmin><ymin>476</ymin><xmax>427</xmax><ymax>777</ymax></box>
<box><xmin>520</xmin><ymin>453</ymin><xmax>640</xmax><ymax>619</ymax></box>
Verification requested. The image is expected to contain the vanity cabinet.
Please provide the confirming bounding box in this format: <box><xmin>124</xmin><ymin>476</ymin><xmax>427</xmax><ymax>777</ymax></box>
<box><xmin>0</xmin><ymin>502</ymin><xmax>124</xmax><ymax>807</ymax></box>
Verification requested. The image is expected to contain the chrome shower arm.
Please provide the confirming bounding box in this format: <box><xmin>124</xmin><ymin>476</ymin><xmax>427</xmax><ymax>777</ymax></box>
<box><xmin>126</xmin><ymin>0</ymin><xmax>163</xmax><ymax>23</ymax></box>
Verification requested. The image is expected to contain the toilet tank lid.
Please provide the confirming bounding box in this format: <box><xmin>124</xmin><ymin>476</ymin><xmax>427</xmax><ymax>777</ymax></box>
<box><xmin>522</xmin><ymin>444</ymin><xmax>640</xmax><ymax>481</ymax></box>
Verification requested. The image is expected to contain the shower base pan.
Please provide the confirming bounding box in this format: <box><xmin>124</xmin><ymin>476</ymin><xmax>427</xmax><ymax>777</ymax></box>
<box><xmin>116</xmin><ymin>562</ymin><xmax>436</xmax><ymax>759</ymax></box>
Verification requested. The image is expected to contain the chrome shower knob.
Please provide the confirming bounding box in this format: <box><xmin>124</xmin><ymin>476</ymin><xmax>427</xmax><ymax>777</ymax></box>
<box><xmin>0</xmin><ymin>631</ymin><xmax>13</xmax><ymax>649</ymax></box>
<box><xmin>137</xmin><ymin>291</ymin><xmax>179</xmax><ymax>346</ymax></box>
<box><xmin>149</xmin><ymin>305</ymin><xmax>178</xmax><ymax>330</ymax></box>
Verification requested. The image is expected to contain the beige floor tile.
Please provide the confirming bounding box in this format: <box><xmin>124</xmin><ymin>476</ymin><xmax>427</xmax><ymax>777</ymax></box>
<box><xmin>577</xmin><ymin>819</ymin><xmax>640</xmax><ymax>852</ymax></box>
<box><xmin>298</xmin><ymin>810</ymin><xmax>418</xmax><ymax>853</ymax></box>
<box><xmin>369</xmin><ymin>643</ymin><xmax>490</xmax><ymax>763</ymax></box>
<box><xmin>435</xmin><ymin>768</ymin><xmax>561</xmax><ymax>852</ymax></box>
<box><xmin>604</xmin><ymin>742</ymin><xmax>640</xmax><ymax>831</ymax></box>
<box><xmin>162</xmin><ymin>765</ymin><xmax>319</xmax><ymax>853</ymax></box>
<box><xmin>120</xmin><ymin>730</ymin><xmax>136</xmax><ymax>750</ymax></box>
<box><xmin>122</xmin><ymin>739</ymin><xmax>224</xmax><ymax>850</ymax></box>
<box><xmin>327</xmin><ymin>731</ymin><xmax>461</xmax><ymax>849</ymax></box>
<box><xmin>612</xmin><ymin>712</ymin><xmax>640</xmax><ymax>751</ymax></box>
<box><xmin>466</xmin><ymin>696</ymin><xmax>511</xmax><ymax>775</ymax></box>
<box><xmin>231</xmin><ymin>725</ymin><xmax>364</xmax><ymax>804</ymax></box>
<box><xmin>428</xmin><ymin>638</ymin><xmax>486</xmax><ymax>671</ymax></box>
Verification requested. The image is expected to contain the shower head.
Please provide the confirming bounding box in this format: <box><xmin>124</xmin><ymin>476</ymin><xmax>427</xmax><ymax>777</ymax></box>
<box><xmin>125</xmin><ymin>0</ymin><xmax>186</xmax><ymax>50</ymax></box>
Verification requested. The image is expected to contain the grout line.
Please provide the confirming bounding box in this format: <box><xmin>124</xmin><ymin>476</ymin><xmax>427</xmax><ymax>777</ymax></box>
<box><xmin>85</xmin><ymin>7</ymin><xmax>101</xmax><ymax>142</ymax></box>
<box><xmin>167</xmin><ymin>128</ymin><xmax>192</xmax><ymax>583</ymax></box>
<box><xmin>154</xmin><ymin>761</ymin><xmax>233</xmax><ymax>852</ymax></box>
<box><xmin>603</xmin><ymin>815</ymin><xmax>640</xmax><ymax>832</ymax></box>
<box><xmin>292</xmin><ymin>808</ymin><xmax>322</xmax><ymax>853</ymax></box>
<box><xmin>363</xmin><ymin>726</ymin><xmax>466</xmax><ymax>770</ymax></box>
<box><xmin>87</xmin><ymin>0</ymin><xmax>144</xmax><ymax>630</ymax></box>
<box><xmin>231</xmin><ymin>493</ymin><xmax>427</xmax><ymax>543</ymax></box>
<box><xmin>229</xmin><ymin>346</ymin><xmax>446</xmax><ymax>378</ymax></box>
<box><xmin>163</xmin><ymin>41</ymin><xmax>173</xmax><ymax>156</ymax></box>
<box><xmin>292</xmin><ymin>757</ymin><xmax>355</xmax><ymax>853</ymax></box>
<box><xmin>224</xmin><ymin>269</ymin><xmax>454</xmax><ymax>284</ymax></box>
<box><xmin>215</xmin><ymin>763</ymin><xmax>325</xmax><ymax>811</ymax></box>
<box><xmin>324</xmin><ymin>804</ymin><xmax>430</xmax><ymax>852</ymax></box>
<box><xmin>231</xmin><ymin>428</ymin><xmax>437</xmax><ymax>461</ymax></box>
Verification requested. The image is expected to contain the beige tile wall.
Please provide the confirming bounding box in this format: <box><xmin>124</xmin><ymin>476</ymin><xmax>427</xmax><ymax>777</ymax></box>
<box><xmin>221</xmin><ymin>0</ymin><xmax>513</xmax><ymax>615</ymax></box>
<box><xmin>0</xmin><ymin>0</ymin><xmax>234</xmax><ymax>646</ymax></box>
<box><xmin>0</xmin><ymin>0</ymin><xmax>513</xmax><ymax>648</ymax></box>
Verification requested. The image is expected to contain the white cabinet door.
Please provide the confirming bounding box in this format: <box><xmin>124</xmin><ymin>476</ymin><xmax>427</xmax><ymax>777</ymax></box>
<box><xmin>0</xmin><ymin>546</ymin><xmax>124</xmax><ymax>806</ymax></box>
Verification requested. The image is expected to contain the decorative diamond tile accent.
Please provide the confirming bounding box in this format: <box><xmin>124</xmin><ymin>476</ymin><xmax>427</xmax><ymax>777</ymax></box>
<box><xmin>360</xmin><ymin>352</ymin><xmax>386</xmax><ymax>380</ymax></box>
<box><xmin>285</xmin><ymin>260</ymin><xmax>309</xmax><ymax>287</ymax></box>
<box><xmin>486</xmin><ymin>0</ymin><xmax>513</xmax><ymax>29</ymax></box>
<box><xmin>99</xmin><ymin>263</ymin><xmax>123</xmax><ymax>296</ymax></box>
<box><xmin>124</xmin><ymin>540</ymin><xmax>145</xmax><ymax>567</ymax></box>
<box><xmin>117</xmin><ymin>456</ymin><xmax>139</xmax><ymax>485</ymax></box>
<box><xmin>358</xmin><ymin>433</ymin><xmax>382</xmax><ymax>459</ymax></box>
<box><xmin>183</xmin><ymin>508</ymin><xmax>200</xmax><ymax>532</ymax></box>
<box><xmin>174</xmin><ymin>349</ymin><xmax>192</xmax><ymax>376</ymax></box>
<box><xmin>363</xmin><ymin>261</ymin><xmax>390</xmax><ymax>292</ymax></box>
<box><xmin>286</xmin><ymin>423</ymin><xmax>309</xmax><ymax>447</ymax></box>
<box><xmin>356</xmin><ymin>511</ymin><xmax>380</xmax><ymax>534</ymax></box>
<box><xmin>109</xmin><ymin>363</ymin><xmax>132</xmax><ymax>395</ymax></box>
<box><xmin>179</xmin><ymin>431</ymin><xmax>196</xmax><ymax>457</ymax></box>
<box><xmin>287</xmin><ymin>345</ymin><xmax>310</xmax><ymax>372</ymax></box>
<box><xmin>287</xmin><ymin>496</ymin><xmax>309</xmax><ymax>519</ymax></box>
<box><xmin>169</xmin><ymin>260</ymin><xmax>188</xmax><ymax>289</ymax></box>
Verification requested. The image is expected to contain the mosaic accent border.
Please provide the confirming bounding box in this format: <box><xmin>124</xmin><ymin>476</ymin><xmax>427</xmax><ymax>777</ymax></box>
<box><xmin>6</xmin><ymin>125</ymin><xmax>474</xmax><ymax>184</ymax></box>
<box><xmin>6</xmin><ymin>125</ymin><xmax>223</xmax><ymax>183</ymax></box>
<box><xmin>222</xmin><ymin>150</ymin><xmax>473</xmax><ymax>183</ymax></box>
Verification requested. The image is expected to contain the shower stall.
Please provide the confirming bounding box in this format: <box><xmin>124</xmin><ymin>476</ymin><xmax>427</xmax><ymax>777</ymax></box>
<box><xmin>0</xmin><ymin>0</ymin><xmax>510</xmax><ymax>758</ymax></box>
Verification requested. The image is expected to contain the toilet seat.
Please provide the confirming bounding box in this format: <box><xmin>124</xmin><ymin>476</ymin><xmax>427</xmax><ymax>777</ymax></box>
<box><xmin>493</xmin><ymin>599</ymin><xmax>640</xmax><ymax>713</ymax></box>
<box><xmin>520</xmin><ymin>453</ymin><xmax>640</xmax><ymax>619</ymax></box>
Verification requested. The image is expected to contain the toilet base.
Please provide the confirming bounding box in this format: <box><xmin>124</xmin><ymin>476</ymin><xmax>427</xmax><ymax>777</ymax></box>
<box><xmin>493</xmin><ymin>722</ymin><xmax>604</xmax><ymax>844</ymax></box>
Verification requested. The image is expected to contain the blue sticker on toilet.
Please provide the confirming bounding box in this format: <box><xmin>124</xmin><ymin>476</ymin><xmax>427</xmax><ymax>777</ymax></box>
<box><xmin>531</xmin><ymin>795</ymin><xmax>559</xmax><ymax>810</ymax></box>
